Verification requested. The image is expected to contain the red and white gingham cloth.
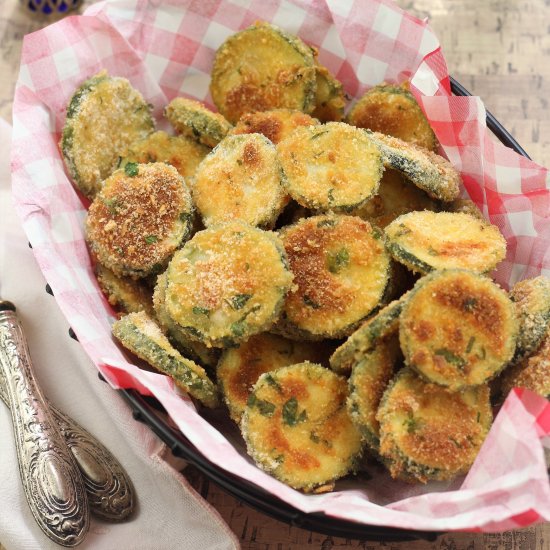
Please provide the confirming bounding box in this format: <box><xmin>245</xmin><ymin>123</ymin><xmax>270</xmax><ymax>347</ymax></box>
<box><xmin>11</xmin><ymin>0</ymin><xmax>550</xmax><ymax>534</ymax></box>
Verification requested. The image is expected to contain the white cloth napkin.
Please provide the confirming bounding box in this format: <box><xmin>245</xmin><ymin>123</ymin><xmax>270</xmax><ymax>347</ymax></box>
<box><xmin>0</xmin><ymin>118</ymin><xmax>238</xmax><ymax>550</ymax></box>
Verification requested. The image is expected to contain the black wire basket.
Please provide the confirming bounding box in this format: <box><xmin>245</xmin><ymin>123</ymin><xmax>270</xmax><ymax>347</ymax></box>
<box><xmin>112</xmin><ymin>77</ymin><xmax>531</xmax><ymax>542</ymax></box>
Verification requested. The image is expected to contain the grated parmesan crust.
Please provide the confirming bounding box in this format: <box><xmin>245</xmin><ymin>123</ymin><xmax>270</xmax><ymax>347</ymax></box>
<box><xmin>165</xmin><ymin>97</ymin><xmax>232</xmax><ymax>148</ymax></box>
<box><xmin>86</xmin><ymin>162</ymin><xmax>194</xmax><ymax>279</ymax></box>
<box><xmin>347</xmin><ymin>83</ymin><xmax>436</xmax><ymax>151</ymax></box>
<box><xmin>60</xmin><ymin>70</ymin><xmax>154</xmax><ymax>199</ymax></box>
<box><xmin>377</xmin><ymin>368</ymin><xmax>492</xmax><ymax>483</ymax></box>
<box><xmin>192</xmin><ymin>133</ymin><xmax>287</xmax><ymax>228</ymax></box>
<box><xmin>277</xmin><ymin>122</ymin><xmax>384</xmax><ymax>212</ymax></box>
<box><xmin>164</xmin><ymin>221</ymin><xmax>294</xmax><ymax>347</ymax></box>
<box><xmin>241</xmin><ymin>362</ymin><xmax>363</xmax><ymax>491</ymax></box>
<box><xmin>278</xmin><ymin>214</ymin><xmax>390</xmax><ymax>339</ymax></box>
<box><xmin>399</xmin><ymin>270</ymin><xmax>518</xmax><ymax>390</ymax></box>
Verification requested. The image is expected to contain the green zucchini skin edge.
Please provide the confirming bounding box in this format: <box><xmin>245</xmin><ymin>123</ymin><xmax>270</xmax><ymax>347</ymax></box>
<box><xmin>112</xmin><ymin>314</ymin><xmax>219</xmax><ymax>408</ymax></box>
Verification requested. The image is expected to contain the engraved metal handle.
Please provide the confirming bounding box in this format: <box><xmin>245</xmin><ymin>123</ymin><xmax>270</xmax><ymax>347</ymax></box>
<box><xmin>0</xmin><ymin>380</ymin><xmax>135</xmax><ymax>522</ymax></box>
<box><xmin>0</xmin><ymin>301</ymin><xmax>89</xmax><ymax>546</ymax></box>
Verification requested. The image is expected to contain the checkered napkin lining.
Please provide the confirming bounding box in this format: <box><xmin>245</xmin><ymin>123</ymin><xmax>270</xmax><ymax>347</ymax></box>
<box><xmin>11</xmin><ymin>0</ymin><xmax>550</xmax><ymax>533</ymax></box>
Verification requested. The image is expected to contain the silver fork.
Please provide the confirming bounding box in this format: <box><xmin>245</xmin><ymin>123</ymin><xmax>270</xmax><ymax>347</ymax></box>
<box><xmin>0</xmin><ymin>300</ymin><xmax>135</xmax><ymax>546</ymax></box>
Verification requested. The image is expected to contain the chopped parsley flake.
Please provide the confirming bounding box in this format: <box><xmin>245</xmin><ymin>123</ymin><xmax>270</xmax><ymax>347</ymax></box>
<box><xmin>144</xmin><ymin>235</ymin><xmax>158</xmax><ymax>245</ymax></box>
<box><xmin>434</xmin><ymin>348</ymin><xmax>467</xmax><ymax>370</ymax></box>
<box><xmin>327</xmin><ymin>248</ymin><xmax>350</xmax><ymax>274</ymax></box>
<box><xmin>282</xmin><ymin>397</ymin><xmax>307</xmax><ymax>427</ymax></box>
<box><xmin>229</xmin><ymin>293</ymin><xmax>252</xmax><ymax>310</ymax></box>
<box><xmin>124</xmin><ymin>162</ymin><xmax>139</xmax><ymax>177</ymax></box>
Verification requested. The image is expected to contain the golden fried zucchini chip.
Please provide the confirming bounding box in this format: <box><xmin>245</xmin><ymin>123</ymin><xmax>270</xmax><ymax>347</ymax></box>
<box><xmin>366</xmin><ymin>131</ymin><xmax>460</xmax><ymax>202</ymax></box>
<box><xmin>218</xmin><ymin>333</ymin><xmax>330</xmax><ymax>423</ymax></box>
<box><xmin>347</xmin><ymin>336</ymin><xmax>401</xmax><ymax>452</ymax></box>
<box><xmin>86</xmin><ymin>162</ymin><xmax>194</xmax><ymax>279</ymax></box>
<box><xmin>278</xmin><ymin>215</ymin><xmax>390</xmax><ymax>340</ymax></box>
<box><xmin>153</xmin><ymin>272</ymin><xmax>220</xmax><ymax>369</ymax></box>
<box><xmin>377</xmin><ymin>368</ymin><xmax>492</xmax><ymax>483</ymax></box>
<box><xmin>277</xmin><ymin>122</ymin><xmax>383</xmax><ymax>211</ymax></box>
<box><xmin>400</xmin><ymin>270</ymin><xmax>518</xmax><ymax>390</ymax></box>
<box><xmin>120</xmin><ymin>130</ymin><xmax>210</xmax><ymax>181</ymax></box>
<box><xmin>241</xmin><ymin>362</ymin><xmax>363</xmax><ymax>491</ymax></box>
<box><xmin>509</xmin><ymin>276</ymin><xmax>550</xmax><ymax>361</ymax></box>
<box><xmin>500</xmin><ymin>327</ymin><xmax>550</xmax><ymax>399</ymax></box>
<box><xmin>230</xmin><ymin>109</ymin><xmax>317</xmax><ymax>144</ymax></box>
<box><xmin>385</xmin><ymin>211</ymin><xmax>507</xmax><ymax>275</ymax></box>
<box><xmin>311</xmin><ymin>65</ymin><xmax>345</xmax><ymax>122</ymax></box>
<box><xmin>192</xmin><ymin>134</ymin><xmax>287</xmax><ymax>228</ymax></box>
<box><xmin>330</xmin><ymin>292</ymin><xmax>409</xmax><ymax>374</ymax></box>
<box><xmin>210</xmin><ymin>22</ymin><xmax>317</xmax><ymax>123</ymax></box>
<box><xmin>164</xmin><ymin>221</ymin><xmax>293</xmax><ymax>348</ymax></box>
<box><xmin>347</xmin><ymin>83</ymin><xmax>436</xmax><ymax>151</ymax></box>
<box><xmin>95</xmin><ymin>264</ymin><xmax>154</xmax><ymax>316</ymax></box>
<box><xmin>444</xmin><ymin>198</ymin><xmax>485</xmax><ymax>220</ymax></box>
<box><xmin>350</xmin><ymin>168</ymin><xmax>437</xmax><ymax>228</ymax></box>
<box><xmin>112</xmin><ymin>312</ymin><xmax>219</xmax><ymax>408</ymax></box>
<box><xmin>60</xmin><ymin>70</ymin><xmax>154</xmax><ymax>199</ymax></box>
<box><xmin>164</xmin><ymin>97</ymin><xmax>232</xmax><ymax>147</ymax></box>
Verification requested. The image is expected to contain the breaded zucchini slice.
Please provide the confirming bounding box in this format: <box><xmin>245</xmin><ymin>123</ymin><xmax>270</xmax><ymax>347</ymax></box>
<box><xmin>385</xmin><ymin>211</ymin><xmax>507</xmax><ymax>275</ymax></box>
<box><xmin>86</xmin><ymin>162</ymin><xmax>194</xmax><ymax>279</ymax></box>
<box><xmin>444</xmin><ymin>198</ymin><xmax>485</xmax><ymax>220</ymax></box>
<box><xmin>330</xmin><ymin>292</ymin><xmax>409</xmax><ymax>374</ymax></box>
<box><xmin>230</xmin><ymin>109</ymin><xmax>317</xmax><ymax>144</ymax></box>
<box><xmin>347</xmin><ymin>337</ymin><xmax>401</xmax><ymax>451</ymax></box>
<box><xmin>277</xmin><ymin>122</ymin><xmax>383</xmax><ymax>211</ymax></box>
<box><xmin>164</xmin><ymin>97</ymin><xmax>232</xmax><ymax>148</ymax></box>
<box><xmin>347</xmin><ymin>83</ymin><xmax>436</xmax><ymax>151</ymax></box>
<box><xmin>377</xmin><ymin>368</ymin><xmax>492</xmax><ymax>483</ymax></box>
<box><xmin>164</xmin><ymin>221</ymin><xmax>293</xmax><ymax>348</ymax></box>
<box><xmin>278</xmin><ymin>215</ymin><xmax>390</xmax><ymax>339</ymax></box>
<box><xmin>60</xmin><ymin>70</ymin><xmax>154</xmax><ymax>199</ymax></box>
<box><xmin>311</xmin><ymin>65</ymin><xmax>346</xmax><ymax>123</ymax></box>
<box><xmin>112</xmin><ymin>312</ymin><xmax>219</xmax><ymax>408</ymax></box>
<box><xmin>509</xmin><ymin>276</ymin><xmax>550</xmax><ymax>361</ymax></box>
<box><xmin>192</xmin><ymin>134</ymin><xmax>287</xmax><ymax>228</ymax></box>
<box><xmin>400</xmin><ymin>270</ymin><xmax>518</xmax><ymax>390</ymax></box>
<box><xmin>153</xmin><ymin>272</ymin><xmax>220</xmax><ymax>369</ymax></box>
<box><xmin>120</xmin><ymin>130</ymin><xmax>210</xmax><ymax>181</ymax></box>
<box><xmin>210</xmin><ymin>22</ymin><xmax>317</xmax><ymax>124</ymax></box>
<box><xmin>500</xmin><ymin>327</ymin><xmax>550</xmax><ymax>398</ymax></box>
<box><xmin>95</xmin><ymin>264</ymin><xmax>154</xmax><ymax>316</ymax></box>
<box><xmin>366</xmin><ymin>132</ymin><xmax>460</xmax><ymax>202</ymax></box>
<box><xmin>241</xmin><ymin>362</ymin><xmax>363</xmax><ymax>491</ymax></box>
<box><xmin>218</xmin><ymin>333</ymin><xmax>330</xmax><ymax>423</ymax></box>
<box><xmin>350</xmin><ymin>168</ymin><xmax>437</xmax><ymax>228</ymax></box>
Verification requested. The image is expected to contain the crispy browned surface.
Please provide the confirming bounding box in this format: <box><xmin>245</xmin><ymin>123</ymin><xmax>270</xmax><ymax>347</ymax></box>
<box><xmin>122</xmin><ymin>130</ymin><xmax>210</xmax><ymax>180</ymax></box>
<box><xmin>242</xmin><ymin>363</ymin><xmax>362</xmax><ymax>489</ymax></box>
<box><xmin>231</xmin><ymin>109</ymin><xmax>317</xmax><ymax>144</ymax></box>
<box><xmin>385</xmin><ymin>211</ymin><xmax>506</xmax><ymax>274</ymax></box>
<box><xmin>192</xmin><ymin>133</ymin><xmax>286</xmax><ymax>227</ymax></box>
<box><xmin>86</xmin><ymin>163</ymin><xmax>191</xmax><ymax>277</ymax></box>
<box><xmin>218</xmin><ymin>333</ymin><xmax>332</xmax><ymax>422</ymax></box>
<box><xmin>378</xmin><ymin>369</ymin><xmax>492</xmax><ymax>482</ymax></box>
<box><xmin>277</xmin><ymin>122</ymin><xmax>383</xmax><ymax>211</ymax></box>
<box><xmin>347</xmin><ymin>83</ymin><xmax>436</xmax><ymax>150</ymax></box>
<box><xmin>280</xmin><ymin>215</ymin><xmax>389</xmax><ymax>337</ymax></box>
<box><xmin>400</xmin><ymin>270</ymin><xmax>518</xmax><ymax>389</ymax></box>
<box><xmin>210</xmin><ymin>23</ymin><xmax>316</xmax><ymax>123</ymax></box>
<box><xmin>501</xmin><ymin>328</ymin><xmax>550</xmax><ymax>398</ymax></box>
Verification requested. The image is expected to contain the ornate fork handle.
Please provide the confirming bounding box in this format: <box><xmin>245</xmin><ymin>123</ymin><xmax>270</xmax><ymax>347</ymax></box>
<box><xmin>0</xmin><ymin>380</ymin><xmax>135</xmax><ymax>522</ymax></box>
<box><xmin>0</xmin><ymin>301</ymin><xmax>89</xmax><ymax>547</ymax></box>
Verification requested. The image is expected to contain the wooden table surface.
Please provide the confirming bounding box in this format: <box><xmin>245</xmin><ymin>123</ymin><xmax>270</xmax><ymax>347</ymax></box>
<box><xmin>0</xmin><ymin>1</ymin><xmax>548</xmax><ymax>549</ymax></box>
